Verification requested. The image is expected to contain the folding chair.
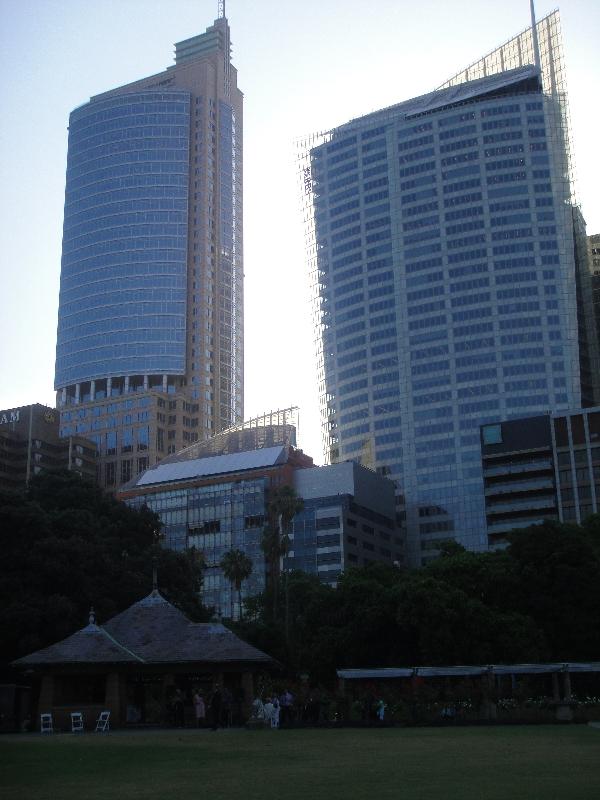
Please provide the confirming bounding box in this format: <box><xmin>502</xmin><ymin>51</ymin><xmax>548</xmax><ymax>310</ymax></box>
<box><xmin>95</xmin><ymin>710</ymin><xmax>110</xmax><ymax>732</ymax></box>
<box><xmin>71</xmin><ymin>712</ymin><xmax>84</xmax><ymax>733</ymax></box>
<box><xmin>40</xmin><ymin>713</ymin><xmax>53</xmax><ymax>734</ymax></box>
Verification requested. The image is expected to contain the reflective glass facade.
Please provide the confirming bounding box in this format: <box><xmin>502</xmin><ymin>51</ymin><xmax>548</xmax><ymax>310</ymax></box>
<box><xmin>127</xmin><ymin>478</ymin><xmax>267</xmax><ymax>617</ymax></box>
<box><xmin>56</xmin><ymin>92</ymin><xmax>190</xmax><ymax>386</ymax></box>
<box><xmin>306</xmin><ymin>64</ymin><xmax>585</xmax><ymax>564</ymax></box>
<box><xmin>54</xmin><ymin>16</ymin><xmax>244</xmax><ymax>492</ymax></box>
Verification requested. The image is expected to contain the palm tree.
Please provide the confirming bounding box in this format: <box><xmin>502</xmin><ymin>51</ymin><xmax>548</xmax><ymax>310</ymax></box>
<box><xmin>220</xmin><ymin>549</ymin><xmax>253</xmax><ymax>620</ymax></box>
<box><xmin>261</xmin><ymin>485</ymin><xmax>304</xmax><ymax>625</ymax></box>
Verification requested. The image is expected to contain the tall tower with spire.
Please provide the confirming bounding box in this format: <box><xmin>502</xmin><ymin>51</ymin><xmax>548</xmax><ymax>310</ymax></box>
<box><xmin>54</xmin><ymin>13</ymin><xmax>243</xmax><ymax>491</ymax></box>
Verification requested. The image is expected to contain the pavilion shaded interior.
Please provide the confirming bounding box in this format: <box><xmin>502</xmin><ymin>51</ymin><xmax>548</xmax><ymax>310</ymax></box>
<box><xmin>13</xmin><ymin>590</ymin><xmax>274</xmax><ymax>730</ymax></box>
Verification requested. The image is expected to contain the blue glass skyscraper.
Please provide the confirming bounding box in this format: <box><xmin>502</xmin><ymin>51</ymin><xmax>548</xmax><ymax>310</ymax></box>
<box><xmin>54</xmin><ymin>14</ymin><xmax>243</xmax><ymax>490</ymax></box>
<box><xmin>304</xmin><ymin>11</ymin><xmax>597</xmax><ymax>564</ymax></box>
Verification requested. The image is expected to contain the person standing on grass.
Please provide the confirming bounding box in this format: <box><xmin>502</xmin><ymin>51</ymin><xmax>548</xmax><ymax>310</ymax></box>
<box><xmin>193</xmin><ymin>689</ymin><xmax>206</xmax><ymax>728</ymax></box>
<box><xmin>280</xmin><ymin>689</ymin><xmax>294</xmax><ymax>727</ymax></box>
<box><xmin>210</xmin><ymin>684</ymin><xmax>223</xmax><ymax>731</ymax></box>
<box><xmin>271</xmin><ymin>695</ymin><xmax>280</xmax><ymax>729</ymax></box>
<box><xmin>263</xmin><ymin>697</ymin><xmax>275</xmax><ymax>727</ymax></box>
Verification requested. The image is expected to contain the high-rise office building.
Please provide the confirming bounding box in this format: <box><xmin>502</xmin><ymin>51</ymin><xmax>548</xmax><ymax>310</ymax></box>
<box><xmin>54</xmin><ymin>13</ymin><xmax>243</xmax><ymax>491</ymax></box>
<box><xmin>302</xmin><ymin>10</ymin><xmax>597</xmax><ymax>564</ymax></box>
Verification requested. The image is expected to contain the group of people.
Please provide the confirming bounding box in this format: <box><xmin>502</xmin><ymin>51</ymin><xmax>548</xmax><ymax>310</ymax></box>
<box><xmin>251</xmin><ymin>689</ymin><xmax>295</xmax><ymax>728</ymax></box>
<box><xmin>169</xmin><ymin>685</ymin><xmax>303</xmax><ymax>729</ymax></box>
<box><xmin>192</xmin><ymin>685</ymin><xmax>235</xmax><ymax>730</ymax></box>
<box><xmin>167</xmin><ymin>685</ymin><xmax>234</xmax><ymax>730</ymax></box>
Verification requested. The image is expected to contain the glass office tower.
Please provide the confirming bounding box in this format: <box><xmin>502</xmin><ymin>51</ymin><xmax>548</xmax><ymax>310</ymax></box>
<box><xmin>54</xmin><ymin>15</ymin><xmax>243</xmax><ymax>490</ymax></box>
<box><xmin>303</xmin><ymin>11</ymin><xmax>596</xmax><ymax>564</ymax></box>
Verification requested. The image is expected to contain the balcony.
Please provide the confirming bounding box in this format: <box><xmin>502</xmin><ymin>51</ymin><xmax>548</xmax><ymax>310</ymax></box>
<box><xmin>483</xmin><ymin>459</ymin><xmax>553</xmax><ymax>477</ymax></box>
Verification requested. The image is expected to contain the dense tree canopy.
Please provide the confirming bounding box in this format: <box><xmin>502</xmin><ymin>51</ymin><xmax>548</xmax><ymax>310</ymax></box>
<box><xmin>0</xmin><ymin>470</ymin><xmax>208</xmax><ymax>674</ymax></box>
<box><xmin>4</xmin><ymin>471</ymin><xmax>600</xmax><ymax>686</ymax></box>
<box><xmin>234</xmin><ymin>520</ymin><xmax>600</xmax><ymax>683</ymax></box>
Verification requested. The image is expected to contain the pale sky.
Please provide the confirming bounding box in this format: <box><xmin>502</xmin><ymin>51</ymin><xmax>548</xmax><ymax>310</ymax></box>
<box><xmin>1</xmin><ymin>0</ymin><xmax>598</xmax><ymax>464</ymax></box>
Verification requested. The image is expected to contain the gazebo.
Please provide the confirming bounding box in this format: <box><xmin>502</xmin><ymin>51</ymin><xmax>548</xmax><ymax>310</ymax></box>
<box><xmin>13</xmin><ymin>587</ymin><xmax>274</xmax><ymax>730</ymax></box>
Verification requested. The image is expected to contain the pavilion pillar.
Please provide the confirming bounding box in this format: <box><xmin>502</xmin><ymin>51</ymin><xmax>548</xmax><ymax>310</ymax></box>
<box><xmin>162</xmin><ymin>673</ymin><xmax>175</xmax><ymax>725</ymax></box>
<box><xmin>241</xmin><ymin>672</ymin><xmax>254</xmax><ymax>719</ymax></box>
<box><xmin>552</xmin><ymin>672</ymin><xmax>560</xmax><ymax>702</ymax></box>
<box><xmin>480</xmin><ymin>670</ymin><xmax>497</xmax><ymax>720</ymax></box>
<box><xmin>38</xmin><ymin>675</ymin><xmax>54</xmax><ymax>713</ymax></box>
<box><xmin>563</xmin><ymin>670</ymin><xmax>572</xmax><ymax>701</ymax></box>
<box><xmin>213</xmin><ymin>670</ymin><xmax>224</xmax><ymax>686</ymax></box>
<box><xmin>555</xmin><ymin>669</ymin><xmax>574</xmax><ymax>722</ymax></box>
<box><xmin>105</xmin><ymin>672</ymin><xmax>124</xmax><ymax>726</ymax></box>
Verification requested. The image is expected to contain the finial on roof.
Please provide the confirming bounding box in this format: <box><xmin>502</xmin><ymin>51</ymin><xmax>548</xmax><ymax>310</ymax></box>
<box><xmin>89</xmin><ymin>606</ymin><xmax>96</xmax><ymax>626</ymax></box>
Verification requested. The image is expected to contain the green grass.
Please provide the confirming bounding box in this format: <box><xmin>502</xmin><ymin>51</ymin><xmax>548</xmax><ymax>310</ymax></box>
<box><xmin>2</xmin><ymin>725</ymin><xmax>600</xmax><ymax>800</ymax></box>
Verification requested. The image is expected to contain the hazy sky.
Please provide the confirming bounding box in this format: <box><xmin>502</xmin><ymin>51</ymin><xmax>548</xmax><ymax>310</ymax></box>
<box><xmin>1</xmin><ymin>0</ymin><xmax>598</xmax><ymax>464</ymax></box>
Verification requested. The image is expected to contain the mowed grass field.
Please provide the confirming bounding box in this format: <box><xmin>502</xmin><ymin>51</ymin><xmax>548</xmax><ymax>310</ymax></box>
<box><xmin>2</xmin><ymin>725</ymin><xmax>600</xmax><ymax>800</ymax></box>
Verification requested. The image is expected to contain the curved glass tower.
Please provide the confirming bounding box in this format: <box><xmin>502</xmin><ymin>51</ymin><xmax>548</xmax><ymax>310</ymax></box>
<box><xmin>56</xmin><ymin>91</ymin><xmax>190</xmax><ymax>386</ymax></box>
<box><xmin>304</xmin><ymin>11</ymin><xmax>596</xmax><ymax>565</ymax></box>
<box><xmin>54</xmin><ymin>15</ymin><xmax>243</xmax><ymax>491</ymax></box>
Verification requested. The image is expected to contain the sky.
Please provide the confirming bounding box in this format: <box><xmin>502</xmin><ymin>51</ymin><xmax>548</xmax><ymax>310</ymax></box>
<box><xmin>1</xmin><ymin>0</ymin><xmax>599</xmax><ymax>465</ymax></box>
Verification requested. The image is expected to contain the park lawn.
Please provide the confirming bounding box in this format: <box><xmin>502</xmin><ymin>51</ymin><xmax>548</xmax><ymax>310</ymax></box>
<box><xmin>1</xmin><ymin>725</ymin><xmax>600</xmax><ymax>800</ymax></box>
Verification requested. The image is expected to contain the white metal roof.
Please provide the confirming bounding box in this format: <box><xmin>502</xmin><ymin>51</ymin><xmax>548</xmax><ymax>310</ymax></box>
<box><xmin>135</xmin><ymin>445</ymin><xmax>288</xmax><ymax>487</ymax></box>
<box><xmin>337</xmin><ymin>663</ymin><xmax>600</xmax><ymax>679</ymax></box>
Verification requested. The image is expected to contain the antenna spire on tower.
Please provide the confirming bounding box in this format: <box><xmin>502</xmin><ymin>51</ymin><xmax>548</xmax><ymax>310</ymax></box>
<box><xmin>529</xmin><ymin>0</ymin><xmax>542</xmax><ymax>75</ymax></box>
<box><xmin>218</xmin><ymin>0</ymin><xmax>226</xmax><ymax>19</ymax></box>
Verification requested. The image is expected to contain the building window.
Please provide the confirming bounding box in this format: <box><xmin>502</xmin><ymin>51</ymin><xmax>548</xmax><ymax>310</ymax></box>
<box><xmin>482</xmin><ymin>424</ymin><xmax>502</xmax><ymax>445</ymax></box>
<box><xmin>121</xmin><ymin>459</ymin><xmax>132</xmax><ymax>484</ymax></box>
<box><xmin>106</xmin><ymin>430</ymin><xmax>117</xmax><ymax>456</ymax></box>
<box><xmin>137</xmin><ymin>426</ymin><xmax>149</xmax><ymax>451</ymax></box>
<box><xmin>105</xmin><ymin>462</ymin><xmax>116</xmax><ymax>486</ymax></box>
<box><xmin>137</xmin><ymin>457</ymin><xmax>149</xmax><ymax>473</ymax></box>
<box><xmin>362</xmin><ymin>524</ymin><xmax>375</xmax><ymax>535</ymax></box>
<box><xmin>121</xmin><ymin>428</ymin><xmax>133</xmax><ymax>454</ymax></box>
<box><xmin>316</xmin><ymin>516</ymin><xmax>341</xmax><ymax>530</ymax></box>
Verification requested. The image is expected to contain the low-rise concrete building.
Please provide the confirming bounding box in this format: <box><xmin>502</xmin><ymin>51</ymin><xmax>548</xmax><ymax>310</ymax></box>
<box><xmin>0</xmin><ymin>403</ymin><xmax>96</xmax><ymax>491</ymax></box>
<box><xmin>119</xmin><ymin>440</ymin><xmax>401</xmax><ymax>615</ymax></box>
<box><xmin>291</xmin><ymin>461</ymin><xmax>403</xmax><ymax>584</ymax></box>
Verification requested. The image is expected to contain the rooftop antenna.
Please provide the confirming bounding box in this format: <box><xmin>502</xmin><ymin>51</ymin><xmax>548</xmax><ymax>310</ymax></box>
<box><xmin>218</xmin><ymin>0</ymin><xmax>225</xmax><ymax>19</ymax></box>
<box><xmin>529</xmin><ymin>0</ymin><xmax>542</xmax><ymax>75</ymax></box>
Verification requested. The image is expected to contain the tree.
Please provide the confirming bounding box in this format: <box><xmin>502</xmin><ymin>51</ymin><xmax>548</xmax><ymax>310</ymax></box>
<box><xmin>260</xmin><ymin>485</ymin><xmax>304</xmax><ymax>622</ymax></box>
<box><xmin>506</xmin><ymin>520</ymin><xmax>600</xmax><ymax>659</ymax></box>
<box><xmin>0</xmin><ymin>470</ymin><xmax>209</xmax><ymax>675</ymax></box>
<box><xmin>220</xmin><ymin>548</ymin><xmax>253</xmax><ymax>620</ymax></box>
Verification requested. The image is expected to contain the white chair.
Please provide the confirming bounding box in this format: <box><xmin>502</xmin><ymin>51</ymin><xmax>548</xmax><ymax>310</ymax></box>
<box><xmin>95</xmin><ymin>710</ymin><xmax>110</xmax><ymax>732</ymax></box>
<box><xmin>71</xmin><ymin>711</ymin><xmax>84</xmax><ymax>733</ymax></box>
<box><xmin>40</xmin><ymin>713</ymin><xmax>53</xmax><ymax>734</ymax></box>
